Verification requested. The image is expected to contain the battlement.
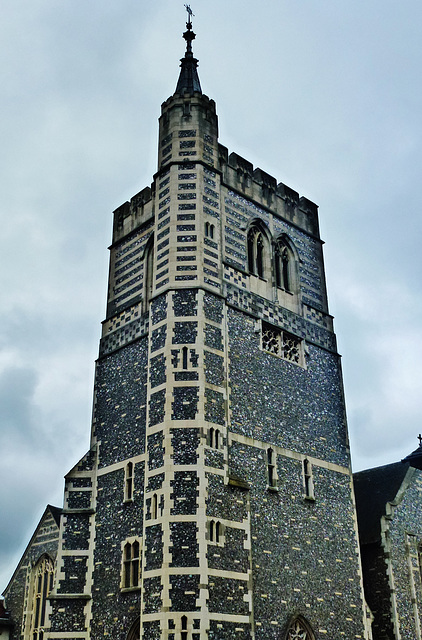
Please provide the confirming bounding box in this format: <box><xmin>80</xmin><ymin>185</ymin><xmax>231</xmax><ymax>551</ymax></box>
<box><xmin>221</xmin><ymin>149</ymin><xmax>320</xmax><ymax>237</ymax></box>
<box><xmin>161</xmin><ymin>92</ymin><xmax>216</xmax><ymax>114</ymax></box>
<box><xmin>112</xmin><ymin>186</ymin><xmax>153</xmax><ymax>242</ymax></box>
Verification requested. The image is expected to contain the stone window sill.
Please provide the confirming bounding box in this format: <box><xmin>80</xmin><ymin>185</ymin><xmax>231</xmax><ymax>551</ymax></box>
<box><xmin>121</xmin><ymin>586</ymin><xmax>141</xmax><ymax>593</ymax></box>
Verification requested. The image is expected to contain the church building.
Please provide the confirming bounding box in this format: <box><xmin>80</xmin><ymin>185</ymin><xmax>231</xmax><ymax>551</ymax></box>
<box><xmin>3</xmin><ymin>12</ymin><xmax>422</xmax><ymax>640</ymax></box>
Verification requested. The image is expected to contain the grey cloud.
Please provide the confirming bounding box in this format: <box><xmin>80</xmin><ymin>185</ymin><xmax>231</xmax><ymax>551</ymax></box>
<box><xmin>1</xmin><ymin>0</ymin><xmax>422</xmax><ymax>589</ymax></box>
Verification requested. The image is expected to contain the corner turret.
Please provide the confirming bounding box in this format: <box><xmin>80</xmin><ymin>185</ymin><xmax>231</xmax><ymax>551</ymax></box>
<box><xmin>175</xmin><ymin>12</ymin><xmax>202</xmax><ymax>96</ymax></box>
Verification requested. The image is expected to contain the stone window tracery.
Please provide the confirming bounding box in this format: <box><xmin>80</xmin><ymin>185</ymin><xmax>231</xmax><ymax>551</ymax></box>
<box><xmin>274</xmin><ymin>234</ymin><xmax>299</xmax><ymax>294</ymax></box>
<box><xmin>275</xmin><ymin>243</ymin><xmax>290</xmax><ymax>290</ymax></box>
<box><xmin>262</xmin><ymin>322</ymin><xmax>303</xmax><ymax>366</ymax></box>
<box><xmin>285</xmin><ymin>617</ymin><xmax>314</xmax><ymax>640</ymax></box>
<box><xmin>247</xmin><ymin>225</ymin><xmax>267</xmax><ymax>278</ymax></box>
<box><xmin>27</xmin><ymin>555</ymin><xmax>54</xmax><ymax>640</ymax></box>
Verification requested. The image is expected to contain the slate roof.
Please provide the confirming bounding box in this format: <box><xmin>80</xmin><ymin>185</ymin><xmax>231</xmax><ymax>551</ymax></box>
<box><xmin>2</xmin><ymin>505</ymin><xmax>62</xmax><ymax>597</ymax></box>
<box><xmin>353</xmin><ymin>462</ymin><xmax>410</xmax><ymax>545</ymax></box>
<box><xmin>48</xmin><ymin>505</ymin><xmax>62</xmax><ymax>527</ymax></box>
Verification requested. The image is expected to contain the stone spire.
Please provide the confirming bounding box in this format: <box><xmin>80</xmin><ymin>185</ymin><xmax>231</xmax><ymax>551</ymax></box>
<box><xmin>175</xmin><ymin>7</ymin><xmax>202</xmax><ymax>95</ymax></box>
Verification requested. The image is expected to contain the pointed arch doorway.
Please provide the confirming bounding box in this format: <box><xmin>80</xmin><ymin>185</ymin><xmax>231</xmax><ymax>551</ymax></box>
<box><xmin>126</xmin><ymin>617</ymin><xmax>140</xmax><ymax>640</ymax></box>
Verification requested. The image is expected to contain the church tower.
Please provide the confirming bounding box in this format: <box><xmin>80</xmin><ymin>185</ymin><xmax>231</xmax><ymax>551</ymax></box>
<box><xmin>4</xmin><ymin>12</ymin><xmax>372</xmax><ymax>640</ymax></box>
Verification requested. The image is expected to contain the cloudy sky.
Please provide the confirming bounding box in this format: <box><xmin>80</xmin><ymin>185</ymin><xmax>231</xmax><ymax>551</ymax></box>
<box><xmin>1</xmin><ymin>0</ymin><xmax>421</xmax><ymax>591</ymax></box>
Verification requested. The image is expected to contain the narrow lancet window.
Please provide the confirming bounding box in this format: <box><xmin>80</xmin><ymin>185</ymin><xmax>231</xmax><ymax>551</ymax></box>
<box><xmin>209</xmin><ymin>427</ymin><xmax>220</xmax><ymax>449</ymax></box>
<box><xmin>152</xmin><ymin>493</ymin><xmax>158</xmax><ymax>520</ymax></box>
<box><xmin>205</xmin><ymin>221</ymin><xmax>215</xmax><ymax>239</ymax></box>
<box><xmin>215</xmin><ymin>521</ymin><xmax>221</xmax><ymax>543</ymax></box>
<box><xmin>267</xmin><ymin>448</ymin><xmax>276</xmax><ymax>488</ymax></box>
<box><xmin>181</xmin><ymin>615</ymin><xmax>188</xmax><ymax>640</ymax></box>
<box><xmin>123</xmin><ymin>541</ymin><xmax>140</xmax><ymax>589</ymax></box>
<box><xmin>209</xmin><ymin>519</ymin><xmax>222</xmax><ymax>544</ymax></box>
<box><xmin>303</xmin><ymin>459</ymin><xmax>314</xmax><ymax>499</ymax></box>
<box><xmin>275</xmin><ymin>236</ymin><xmax>296</xmax><ymax>293</ymax></box>
<box><xmin>125</xmin><ymin>462</ymin><xmax>134</xmax><ymax>502</ymax></box>
<box><xmin>247</xmin><ymin>224</ymin><xmax>268</xmax><ymax>278</ymax></box>
<box><xmin>182</xmin><ymin>346</ymin><xmax>189</xmax><ymax>369</ymax></box>
<box><xmin>256</xmin><ymin>234</ymin><xmax>264</xmax><ymax>277</ymax></box>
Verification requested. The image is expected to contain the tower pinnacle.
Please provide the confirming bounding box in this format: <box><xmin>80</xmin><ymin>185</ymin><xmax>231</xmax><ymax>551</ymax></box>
<box><xmin>175</xmin><ymin>5</ymin><xmax>202</xmax><ymax>95</ymax></box>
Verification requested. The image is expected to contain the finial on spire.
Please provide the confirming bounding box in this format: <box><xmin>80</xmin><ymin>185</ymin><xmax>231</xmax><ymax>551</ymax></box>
<box><xmin>175</xmin><ymin>4</ymin><xmax>202</xmax><ymax>95</ymax></box>
<box><xmin>184</xmin><ymin>4</ymin><xmax>194</xmax><ymax>23</ymax></box>
<box><xmin>181</xmin><ymin>5</ymin><xmax>196</xmax><ymax>56</ymax></box>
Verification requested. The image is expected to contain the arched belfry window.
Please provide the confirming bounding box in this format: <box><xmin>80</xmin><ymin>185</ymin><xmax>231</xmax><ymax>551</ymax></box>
<box><xmin>247</xmin><ymin>223</ymin><xmax>269</xmax><ymax>279</ymax></box>
<box><xmin>28</xmin><ymin>555</ymin><xmax>54</xmax><ymax>640</ymax></box>
<box><xmin>143</xmin><ymin>235</ymin><xmax>154</xmax><ymax>313</ymax></box>
<box><xmin>275</xmin><ymin>236</ymin><xmax>296</xmax><ymax>292</ymax></box>
<box><xmin>285</xmin><ymin>616</ymin><xmax>315</xmax><ymax>640</ymax></box>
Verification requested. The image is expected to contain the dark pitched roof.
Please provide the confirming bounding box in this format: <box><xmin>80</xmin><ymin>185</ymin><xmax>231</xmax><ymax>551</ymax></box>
<box><xmin>2</xmin><ymin>505</ymin><xmax>62</xmax><ymax>597</ymax></box>
<box><xmin>402</xmin><ymin>443</ymin><xmax>422</xmax><ymax>469</ymax></box>
<box><xmin>48</xmin><ymin>505</ymin><xmax>62</xmax><ymax>527</ymax></box>
<box><xmin>353</xmin><ymin>462</ymin><xmax>410</xmax><ymax>545</ymax></box>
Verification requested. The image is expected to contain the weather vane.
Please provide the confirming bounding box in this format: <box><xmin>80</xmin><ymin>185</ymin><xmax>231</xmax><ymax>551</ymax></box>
<box><xmin>184</xmin><ymin>4</ymin><xmax>194</xmax><ymax>22</ymax></box>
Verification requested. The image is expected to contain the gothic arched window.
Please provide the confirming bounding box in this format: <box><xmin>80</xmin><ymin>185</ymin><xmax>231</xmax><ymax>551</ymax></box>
<box><xmin>247</xmin><ymin>224</ymin><xmax>268</xmax><ymax>279</ymax></box>
<box><xmin>285</xmin><ymin>616</ymin><xmax>315</xmax><ymax>640</ymax></box>
<box><xmin>209</xmin><ymin>520</ymin><xmax>223</xmax><ymax>544</ymax></box>
<box><xmin>122</xmin><ymin>540</ymin><xmax>140</xmax><ymax>589</ymax></box>
<box><xmin>28</xmin><ymin>555</ymin><xmax>54</xmax><ymax>640</ymax></box>
<box><xmin>275</xmin><ymin>237</ymin><xmax>295</xmax><ymax>292</ymax></box>
<box><xmin>205</xmin><ymin>222</ymin><xmax>215</xmax><ymax>239</ymax></box>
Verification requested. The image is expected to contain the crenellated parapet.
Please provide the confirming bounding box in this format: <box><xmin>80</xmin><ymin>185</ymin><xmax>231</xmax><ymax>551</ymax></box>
<box><xmin>221</xmin><ymin>151</ymin><xmax>319</xmax><ymax>237</ymax></box>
